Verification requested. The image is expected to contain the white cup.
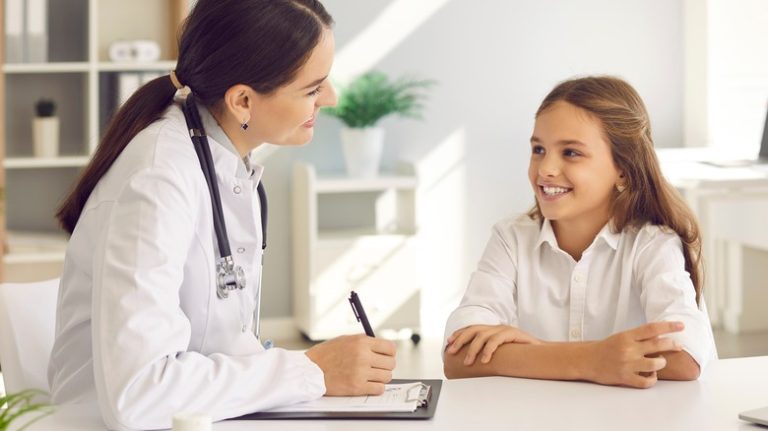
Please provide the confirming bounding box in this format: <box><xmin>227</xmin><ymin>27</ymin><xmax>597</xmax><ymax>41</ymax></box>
<box><xmin>172</xmin><ymin>413</ymin><xmax>212</xmax><ymax>431</ymax></box>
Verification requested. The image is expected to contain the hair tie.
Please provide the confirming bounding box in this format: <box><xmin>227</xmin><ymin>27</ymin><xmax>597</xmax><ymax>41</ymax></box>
<box><xmin>169</xmin><ymin>70</ymin><xmax>184</xmax><ymax>90</ymax></box>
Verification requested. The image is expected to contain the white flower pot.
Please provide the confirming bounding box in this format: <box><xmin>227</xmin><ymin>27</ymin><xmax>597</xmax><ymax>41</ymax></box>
<box><xmin>32</xmin><ymin>116</ymin><xmax>59</xmax><ymax>158</ymax></box>
<box><xmin>340</xmin><ymin>127</ymin><xmax>385</xmax><ymax>178</ymax></box>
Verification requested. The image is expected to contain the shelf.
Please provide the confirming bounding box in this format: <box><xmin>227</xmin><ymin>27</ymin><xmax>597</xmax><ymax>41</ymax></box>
<box><xmin>97</xmin><ymin>61</ymin><xmax>177</xmax><ymax>72</ymax></box>
<box><xmin>314</xmin><ymin>175</ymin><xmax>417</xmax><ymax>194</ymax></box>
<box><xmin>4</xmin><ymin>251</ymin><xmax>66</xmax><ymax>265</ymax></box>
<box><xmin>3</xmin><ymin>62</ymin><xmax>91</xmax><ymax>73</ymax></box>
<box><xmin>2</xmin><ymin>61</ymin><xmax>177</xmax><ymax>73</ymax></box>
<box><xmin>3</xmin><ymin>231</ymin><xmax>68</xmax><ymax>265</ymax></box>
<box><xmin>318</xmin><ymin>228</ymin><xmax>416</xmax><ymax>241</ymax></box>
<box><xmin>4</xmin><ymin>156</ymin><xmax>90</xmax><ymax>169</ymax></box>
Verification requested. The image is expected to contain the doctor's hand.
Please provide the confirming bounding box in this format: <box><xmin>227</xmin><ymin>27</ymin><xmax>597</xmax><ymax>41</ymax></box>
<box><xmin>445</xmin><ymin>325</ymin><xmax>542</xmax><ymax>366</ymax></box>
<box><xmin>305</xmin><ymin>334</ymin><xmax>397</xmax><ymax>396</ymax></box>
<box><xmin>586</xmin><ymin>321</ymin><xmax>684</xmax><ymax>389</ymax></box>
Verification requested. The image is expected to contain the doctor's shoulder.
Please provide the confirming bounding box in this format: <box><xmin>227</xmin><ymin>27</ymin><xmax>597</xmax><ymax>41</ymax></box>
<box><xmin>115</xmin><ymin>107</ymin><xmax>200</xmax><ymax>175</ymax></box>
<box><xmin>90</xmin><ymin>107</ymin><xmax>205</xmax><ymax>202</ymax></box>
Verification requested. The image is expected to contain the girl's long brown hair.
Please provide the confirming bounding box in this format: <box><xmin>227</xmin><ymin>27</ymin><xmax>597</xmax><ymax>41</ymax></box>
<box><xmin>529</xmin><ymin>76</ymin><xmax>704</xmax><ymax>305</ymax></box>
<box><xmin>56</xmin><ymin>0</ymin><xmax>333</xmax><ymax>234</ymax></box>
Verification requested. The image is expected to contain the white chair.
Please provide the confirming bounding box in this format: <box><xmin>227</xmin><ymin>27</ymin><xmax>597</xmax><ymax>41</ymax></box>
<box><xmin>0</xmin><ymin>278</ymin><xmax>60</xmax><ymax>396</ymax></box>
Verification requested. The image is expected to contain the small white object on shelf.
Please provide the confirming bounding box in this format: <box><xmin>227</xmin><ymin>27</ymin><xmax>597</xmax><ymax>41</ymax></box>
<box><xmin>108</xmin><ymin>40</ymin><xmax>161</xmax><ymax>63</ymax></box>
<box><xmin>32</xmin><ymin>117</ymin><xmax>59</xmax><ymax>158</ymax></box>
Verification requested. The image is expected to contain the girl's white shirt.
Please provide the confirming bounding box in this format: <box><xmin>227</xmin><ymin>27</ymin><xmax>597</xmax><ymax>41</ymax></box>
<box><xmin>444</xmin><ymin>214</ymin><xmax>717</xmax><ymax>371</ymax></box>
<box><xmin>47</xmin><ymin>104</ymin><xmax>325</xmax><ymax>431</ymax></box>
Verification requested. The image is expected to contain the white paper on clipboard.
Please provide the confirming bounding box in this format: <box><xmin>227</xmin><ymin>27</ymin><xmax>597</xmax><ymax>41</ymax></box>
<box><xmin>264</xmin><ymin>382</ymin><xmax>429</xmax><ymax>413</ymax></box>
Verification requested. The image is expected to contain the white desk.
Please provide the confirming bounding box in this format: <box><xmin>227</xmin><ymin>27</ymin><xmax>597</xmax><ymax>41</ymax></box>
<box><xmin>657</xmin><ymin>148</ymin><xmax>768</xmax><ymax>332</ymax></box>
<box><xmin>16</xmin><ymin>356</ymin><xmax>768</xmax><ymax>431</ymax></box>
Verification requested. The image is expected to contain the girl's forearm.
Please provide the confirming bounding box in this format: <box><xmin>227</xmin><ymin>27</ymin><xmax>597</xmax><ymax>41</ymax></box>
<box><xmin>657</xmin><ymin>350</ymin><xmax>700</xmax><ymax>380</ymax></box>
<box><xmin>444</xmin><ymin>341</ymin><xmax>596</xmax><ymax>381</ymax></box>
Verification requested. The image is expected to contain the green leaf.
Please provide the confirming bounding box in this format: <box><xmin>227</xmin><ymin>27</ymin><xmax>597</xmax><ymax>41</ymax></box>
<box><xmin>0</xmin><ymin>389</ymin><xmax>54</xmax><ymax>431</ymax></box>
<box><xmin>323</xmin><ymin>71</ymin><xmax>436</xmax><ymax>128</ymax></box>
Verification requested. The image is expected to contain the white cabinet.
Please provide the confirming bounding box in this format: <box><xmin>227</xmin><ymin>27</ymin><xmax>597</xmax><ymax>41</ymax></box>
<box><xmin>1</xmin><ymin>0</ymin><xmax>190</xmax><ymax>281</ymax></box>
<box><xmin>291</xmin><ymin>162</ymin><xmax>421</xmax><ymax>342</ymax></box>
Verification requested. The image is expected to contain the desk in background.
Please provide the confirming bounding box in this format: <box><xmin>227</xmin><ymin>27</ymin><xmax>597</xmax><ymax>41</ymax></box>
<box><xmin>18</xmin><ymin>356</ymin><xmax>768</xmax><ymax>431</ymax></box>
<box><xmin>658</xmin><ymin>148</ymin><xmax>768</xmax><ymax>333</ymax></box>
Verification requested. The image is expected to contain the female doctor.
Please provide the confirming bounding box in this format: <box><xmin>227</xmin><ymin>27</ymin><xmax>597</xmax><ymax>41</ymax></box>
<box><xmin>48</xmin><ymin>0</ymin><xmax>397</xmax><ymax>429</ymax></box>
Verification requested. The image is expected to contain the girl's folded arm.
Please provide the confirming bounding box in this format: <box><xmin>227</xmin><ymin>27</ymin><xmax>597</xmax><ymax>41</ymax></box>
<box><xmin>657</xmin><ymin>350</ymin><xmax>700</xmax><ymax>381</ymax></box>
<box><xmin>444</xmin><ymin>341</ymin><xmax>594</xmax><ymax>381</ymax></box>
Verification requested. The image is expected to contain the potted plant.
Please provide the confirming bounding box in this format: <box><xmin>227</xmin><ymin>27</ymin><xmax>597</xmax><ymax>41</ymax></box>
<box><xmin>0</xmin><ymin>389</ymin><xmax>54</xmax><ymax>430</ymax></box>
<box><xmin>324</xmin><ymin>71</ymin><xmax>433</xmax><ymax>177</ymax></box>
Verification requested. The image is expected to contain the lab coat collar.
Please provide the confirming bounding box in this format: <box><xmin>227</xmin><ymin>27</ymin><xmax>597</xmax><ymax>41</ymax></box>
<box><xmin>535</xmin><ymin>219</ymin><xmax>620</xmax><ymax>251</ymax></box>
<box><xmin>197</xmin><ymin>104</ymin><xmax>262</xmax><ymax>181</ymax></box>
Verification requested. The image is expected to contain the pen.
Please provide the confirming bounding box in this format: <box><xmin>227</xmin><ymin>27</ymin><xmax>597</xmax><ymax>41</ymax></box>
<box><xmin>348</xmin><ymin>290</ymin><xmax>375</xmax><ymax>337</ymax></box>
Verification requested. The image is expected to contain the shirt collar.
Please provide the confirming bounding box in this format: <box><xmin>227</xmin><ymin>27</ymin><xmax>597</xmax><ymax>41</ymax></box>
<box><xmin>596</xmin><ymin>222</ymin><xmax>621</xmax><ymax>250</ymax></box>
<box><xmin>535</xmin><ymin>218</ymin><xmax>621</xmax><ymax>251</ymax></box>
<box><xmin>534</xmin><ymin>218</ymin><xmax>559</xmax><ymax>250</ymax></box>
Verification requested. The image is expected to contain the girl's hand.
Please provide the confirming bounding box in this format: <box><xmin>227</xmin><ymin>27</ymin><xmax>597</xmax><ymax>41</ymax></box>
<box><xmin>587</xmin><ymin>321</ymin><xmax>684</xmax><ymax>389</ymax></box>
<box><xmin>445</xmin><ymin>325</ymin><xmax>542</xmax><ymax>365</ymax></box>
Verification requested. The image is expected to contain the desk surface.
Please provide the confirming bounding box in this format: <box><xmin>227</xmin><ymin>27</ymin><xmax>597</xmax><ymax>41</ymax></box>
<box><xmin>657</xmin><ymin>148</ymin><xmax>768</xmax><ymax>189</ymax></box>
<box><xmin>17</xmin><ymin>356</ymin><xmax>768</xmax><ymax>431</ymax></box>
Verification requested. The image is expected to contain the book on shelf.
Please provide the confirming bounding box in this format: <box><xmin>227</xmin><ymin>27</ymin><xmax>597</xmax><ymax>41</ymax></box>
<box><xmin>5</xmin><ymin>0</ymin><xmax>24</xmax><ymax>63</ymax></box>
<box><xmin>26</xmin><ymin>0</ymin><xmax>48</xmax><ymax>63</ymax></box>
<box><xmin>115</xmin><ymin>72</ymin><xmax>162</xmax><ymax>107</ymax></box>
<box><xmin>4</xmin><ymin>0</ymin><xmax>48</xmax><ymax>63</ymax></box>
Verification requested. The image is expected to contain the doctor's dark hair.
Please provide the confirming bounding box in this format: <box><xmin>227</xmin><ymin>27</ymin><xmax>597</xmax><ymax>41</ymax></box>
<box><xmin>56</xmin><ymin>0</ymin><xmax>333</xmax><ymax>233</ymax></box>
<box><xmin>527</xmin><ymin>76</ymin><xmax>704</xmax><ymax>305</ymax></box>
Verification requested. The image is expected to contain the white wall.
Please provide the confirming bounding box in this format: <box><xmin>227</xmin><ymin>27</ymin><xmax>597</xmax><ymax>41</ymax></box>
<box><xmin>260</xmin><ymin>0</ymin><xmax>685</xmax><ymax>337</ymax></box>
<box><xmin>706</xmin><ymin>0</ymin><xmax>768</xmax><ymax>155</ymax></box>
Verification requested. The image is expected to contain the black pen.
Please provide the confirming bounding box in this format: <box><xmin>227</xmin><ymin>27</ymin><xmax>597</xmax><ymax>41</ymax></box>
<box><xmin>348</xmin><ymin>290</ymin><xmax>375</xmax><ymax>337</ymax></box>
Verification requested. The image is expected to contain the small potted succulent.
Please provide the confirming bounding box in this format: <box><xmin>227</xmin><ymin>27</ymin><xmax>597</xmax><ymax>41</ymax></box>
<box><xmin>323</xmin><ymin>71</ymin><xmax>433</xmax><ymax>177</ymax></box>
<box><xmin>0</xmin><ymin>389</ymin><xmax>54</xmax><ymax>430</ymax></box>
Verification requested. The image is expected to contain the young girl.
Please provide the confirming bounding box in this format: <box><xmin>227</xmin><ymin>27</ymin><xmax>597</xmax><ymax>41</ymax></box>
<box><xmin>443</xmin><ymin>76</ymin><xmax>716</xmax><ymax>388</ymax></box>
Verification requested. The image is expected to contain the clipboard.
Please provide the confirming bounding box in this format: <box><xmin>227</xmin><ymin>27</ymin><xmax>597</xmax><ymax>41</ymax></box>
<box><xmin>233</xmin><ymin>379</ymin><xmax>442</xmax><ymax>420</ymax></box>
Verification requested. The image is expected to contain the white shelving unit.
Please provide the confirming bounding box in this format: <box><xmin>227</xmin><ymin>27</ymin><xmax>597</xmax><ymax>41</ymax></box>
<box><xmin>2</xmin><ymin>0</ymin><xmax>190</xmax><ymax>281</ymax></box>
<box><xmin>291</xmin><ymin>162</ymin><xmax>422</xmax><ymax>342</ymax></box>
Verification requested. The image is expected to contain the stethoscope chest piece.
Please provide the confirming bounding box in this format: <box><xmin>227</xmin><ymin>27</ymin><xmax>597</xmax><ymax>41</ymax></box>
<box><xmin>216</xmin><ymin>256</ymin><xmax>246</xmax><ymax>299</ymax></box>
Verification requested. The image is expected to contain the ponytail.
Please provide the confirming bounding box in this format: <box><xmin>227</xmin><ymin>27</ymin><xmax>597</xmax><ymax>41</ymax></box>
<box><xmin>56</xmin><ymin>76</ymin><xmax>177</xmax><ymax>233</ymax></box>
<box><xmin>56</xmin><ymin>0</ymin><xmax>333</xmax><ymax>234</ymax></box>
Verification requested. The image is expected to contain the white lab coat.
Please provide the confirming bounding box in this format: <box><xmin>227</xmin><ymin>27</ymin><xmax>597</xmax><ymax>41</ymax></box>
<box><xmin>48</xmin><ymin>104</ymin><xmax>325</xmax><ymax>431</ymax></box>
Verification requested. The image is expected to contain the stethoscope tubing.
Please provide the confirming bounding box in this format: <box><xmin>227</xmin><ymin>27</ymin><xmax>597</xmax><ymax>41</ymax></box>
<box><xmin>182</xmin><ymin>95</ymin><xmax>233</xmax><ymax>258</ymax></box>
<box><xmin>178</xmin><ymin>93</ymin><xmax>269</xmax><ymax>342</ymax></box>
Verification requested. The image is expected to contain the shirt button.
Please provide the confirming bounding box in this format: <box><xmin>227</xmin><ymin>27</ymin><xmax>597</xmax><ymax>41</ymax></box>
<box><xmin>570</xmin><ymin>328</ymin><xmax>581</xmax><ymax>338</ymax></box>
<box><xmin>233</xmin><ymin>185</ymin><xmax>242</xmax><ymax>194</ymax></box>
<box><xmin>237</xmin><ymin>247</ymin><xmax>246</xmax><ymax>254</ymax></box>
<box><xmin>573</xmin><ymin>273</ymin><xmax>585</xmax><ymax>284</ymax></box>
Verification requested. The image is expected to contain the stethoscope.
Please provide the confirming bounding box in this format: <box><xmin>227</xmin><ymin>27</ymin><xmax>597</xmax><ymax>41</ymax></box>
<box><xmin>177</xmin><ymin>92</ymin><xmax>268</xmax><ymax>339</ymax></box>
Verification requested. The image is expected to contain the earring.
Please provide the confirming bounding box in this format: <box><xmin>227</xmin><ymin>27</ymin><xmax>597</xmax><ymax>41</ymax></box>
<box><xmin>616</xmin><ymin>184</ymin><xmax>626</xmax><ymax>193</ymax></box>
<box><xmin>241</xmin><ymin>121</ymin><xmax>249</xmax><ymax>131</ymax></box>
